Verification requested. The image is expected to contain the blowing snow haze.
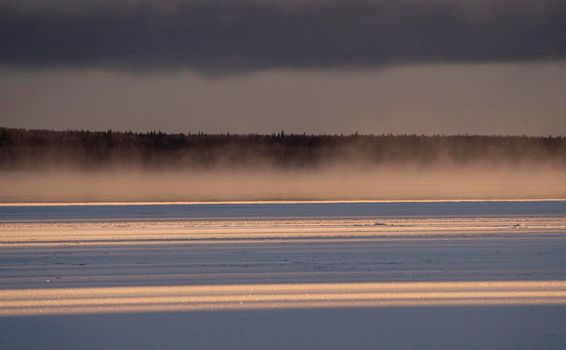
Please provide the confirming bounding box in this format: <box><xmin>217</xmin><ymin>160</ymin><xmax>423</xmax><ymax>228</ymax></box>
<box><xmin>1</xmin><ymin>128</ymin><xmax>566</xmax><ymax>202</ymax></box>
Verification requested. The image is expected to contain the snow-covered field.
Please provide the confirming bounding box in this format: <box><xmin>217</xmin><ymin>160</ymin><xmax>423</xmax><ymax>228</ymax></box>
<box><xmin>1</xmin><ymin>201</ymin><xmax>566</xmax><ymax>349</ymax></box>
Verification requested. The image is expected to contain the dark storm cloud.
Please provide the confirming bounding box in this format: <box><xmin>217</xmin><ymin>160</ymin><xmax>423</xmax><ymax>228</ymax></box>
<box><xmin>1</xmin><ymin>0</ymin><xmax>566</xmax><ymax>73</ymax></box>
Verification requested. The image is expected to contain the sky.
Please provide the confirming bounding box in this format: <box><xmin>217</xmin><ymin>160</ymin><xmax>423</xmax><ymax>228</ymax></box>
<box><xmin>1</xmin><ymin>0</ymin><xmax>565</xmax><ymax>135</ymax></box>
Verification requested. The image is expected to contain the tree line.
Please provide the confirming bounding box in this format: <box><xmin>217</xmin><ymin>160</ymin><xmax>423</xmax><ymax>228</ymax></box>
<box><xmin>1</xmin><ymin>127</ymin><xmax>565</xmax><ymax>171</ymax></box>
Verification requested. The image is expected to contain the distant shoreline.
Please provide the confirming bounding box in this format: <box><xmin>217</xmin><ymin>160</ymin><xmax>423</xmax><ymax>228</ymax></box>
<box><xmin>2</xmin><ymin>198</ymin><xmax>566</xmax><ymax>207</ymax></box>
<box><xmin>2</xmin><ymin>127</ymin><xmax>566</xmax><ymax>171</ymax></box>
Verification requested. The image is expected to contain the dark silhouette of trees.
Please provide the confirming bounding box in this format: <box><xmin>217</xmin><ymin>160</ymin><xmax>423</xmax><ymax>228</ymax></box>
<box><xmin>0</xmin><ymin>127</ymin><xmax>565</xmax><ymax>171</ymax></box>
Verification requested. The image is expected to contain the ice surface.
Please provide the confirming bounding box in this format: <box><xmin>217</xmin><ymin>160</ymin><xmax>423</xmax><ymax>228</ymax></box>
<box><xmin>1</xmin><ymin>200</ymin><xmax>566</xmax><ymax>222</ymax></box>
<box><xmin>1</xmin><ymin>202</ymin><xmax>566</xmax><ymax>349</ymax></box>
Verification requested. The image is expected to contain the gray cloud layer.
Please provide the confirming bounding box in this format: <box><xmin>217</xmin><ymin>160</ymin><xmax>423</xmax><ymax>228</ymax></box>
<box><xmin>1</xmin><ymin>0</ymin><xmax>566</xmax><ymax>73</ymax></box>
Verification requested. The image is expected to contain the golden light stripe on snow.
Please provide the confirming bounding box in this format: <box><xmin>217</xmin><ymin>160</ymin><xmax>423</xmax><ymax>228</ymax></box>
<box><xmin>2</xmin><ymin>281</ymin><xmax>566</xmax><ymax>316</ymax></box>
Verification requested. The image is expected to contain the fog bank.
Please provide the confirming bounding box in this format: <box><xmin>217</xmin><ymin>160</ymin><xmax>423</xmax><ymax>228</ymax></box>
<box><xmin>2</xmin><ymin>129</ymin><xmax>565</xmax><ymax>202</ymax></box>
<box><xmin>1</xmin><ymin>165</ymin><xmax>565</xmax><ymax>203</ymax></box>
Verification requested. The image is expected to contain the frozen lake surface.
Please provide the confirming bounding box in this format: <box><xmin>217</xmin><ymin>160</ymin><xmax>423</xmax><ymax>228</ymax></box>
<box><xmin>1</xmin><ymin>200</ymin><xmax>566</xmax><ymax>222</ymax></box>
<box><xmin>1</xmin><ymin>201</ymin><xmax>566</xmax><ymax>349</ymax></box>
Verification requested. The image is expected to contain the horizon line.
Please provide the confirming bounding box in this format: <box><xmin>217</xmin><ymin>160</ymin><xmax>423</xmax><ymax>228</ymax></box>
<box><xmin>1</xmin><ymin>126</ymin><xmax>563</xmax><ymax>139</ymax></box>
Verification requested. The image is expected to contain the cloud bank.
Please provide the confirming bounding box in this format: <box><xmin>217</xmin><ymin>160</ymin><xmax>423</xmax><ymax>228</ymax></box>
<box><xmin>1</xmin><ymin>0</ymin><xmax>566</xmax><ymax>73</ymax></box>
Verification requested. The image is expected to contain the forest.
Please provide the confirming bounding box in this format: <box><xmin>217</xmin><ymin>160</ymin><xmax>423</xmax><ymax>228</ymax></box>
<box><xmin>1</xmin><ymin>127</ymin><xmax>565</xmax><ymax>171</ymax></box>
